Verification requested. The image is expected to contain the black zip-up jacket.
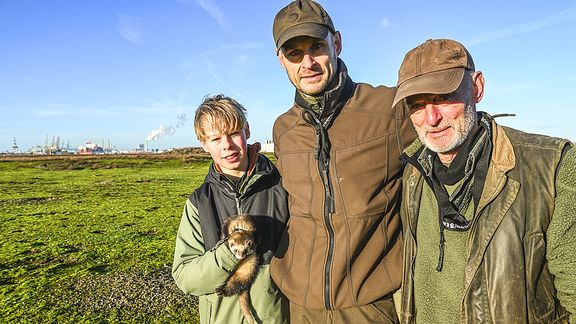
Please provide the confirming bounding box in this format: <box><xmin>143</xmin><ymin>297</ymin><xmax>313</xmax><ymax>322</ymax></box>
<box><xmin>172</xmin><ymin>145</ymin><xmax>290</xmax><ymax>323</ymax></box>
<box><xmin>190</xmin><ymin>147</ymin><xmax>289</xmax><ymax>264</ymax></box>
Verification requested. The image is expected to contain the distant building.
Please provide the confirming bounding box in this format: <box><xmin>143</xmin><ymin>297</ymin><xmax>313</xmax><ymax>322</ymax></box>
<box><xmin>261</xmin><ymin>140</ymin><xmax>274</xmax><ymax>153</ymax></box>
<box><xmin>12</xmin><ymin>137</ymin><xmax>19</xmax><ymax>154</ymax></box>
<box><xmin>78</xmin><ymin>142</ymin><xmax>104</xmax><ymax>155</ymax></box>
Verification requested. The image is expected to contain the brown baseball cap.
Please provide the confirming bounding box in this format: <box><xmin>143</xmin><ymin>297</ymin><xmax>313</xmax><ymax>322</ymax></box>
<box><xmin>273</xmin><ymin>0</ymin><xmax>335</xmax><ymax>52</ymax></box>
<box><xmin>392</xmin><ymin>39</ymin><xmax>475</xmax><ymax>107</ymax></box>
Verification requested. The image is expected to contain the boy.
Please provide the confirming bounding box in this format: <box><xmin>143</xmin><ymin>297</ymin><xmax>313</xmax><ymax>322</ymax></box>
<box><xmin>172</xmin><ymin>94</ymin><xmax>290</xmax><ymax>324</ymax></box>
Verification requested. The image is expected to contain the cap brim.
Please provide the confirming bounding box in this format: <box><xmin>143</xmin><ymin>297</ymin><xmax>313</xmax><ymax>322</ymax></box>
<box><xmin>392</xmin><ymin>68</ymin><xmax>465</xmax><ymax>107</ymax></box>
<box><xmin>276</xmin><ymin>23</ymin><xmax>329</xmax><ymax>52</ymax></box>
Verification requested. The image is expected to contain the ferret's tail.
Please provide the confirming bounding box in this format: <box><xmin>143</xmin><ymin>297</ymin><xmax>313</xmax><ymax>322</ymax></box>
<box><xmin>239</xmin><ymin>291</ymin><xmax>255</xmax><ymax>324</ymax></box>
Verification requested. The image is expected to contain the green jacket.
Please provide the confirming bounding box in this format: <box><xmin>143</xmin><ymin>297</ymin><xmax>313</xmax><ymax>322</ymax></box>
<box><xmin>399</xmin><ymin>117</ymin><xmax>575</xmax><ymax>323</ymax></box>
<box><xmin>172</xmin><ymin>149</ymin><xmax>289</xmax><ymax>324</ymax></box>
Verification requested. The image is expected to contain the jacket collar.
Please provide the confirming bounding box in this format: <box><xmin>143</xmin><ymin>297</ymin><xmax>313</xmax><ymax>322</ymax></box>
<box><xmin>475</xmin><ymin>119</ymin><xmax>515</xmax><ymax>212</ymax></box>
<box><xmin>209</xmin><ymin>143</ymin><xmax>266</xmax><ymax>184</ymax></box>
<box><xmin>402</xmin><ymin>113</ymin><xmax>517</xmax><ymax>212</ymax></box>
<box><xmin>487</xmin><ymin>119</ymin><xmax>515</xmax><ymax>174</ymax></box>
<box><xmin>402</xmin><ymin>113</ymin><xmax>515</xmax><ymax>168</ymax></box>
<box><xmin>294</xmin><ymin>58</ymin><xmax>355</xmax><ymax>122</ymax></box>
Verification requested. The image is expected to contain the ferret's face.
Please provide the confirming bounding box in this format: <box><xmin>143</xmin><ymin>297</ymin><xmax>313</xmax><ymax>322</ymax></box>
<box><xmin>228</xmin><ymin>233</ymin><xmax>254</xmax><ymax>260</ymax></box>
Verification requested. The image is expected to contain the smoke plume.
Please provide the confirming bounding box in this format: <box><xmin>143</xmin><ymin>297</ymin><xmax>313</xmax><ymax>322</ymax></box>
<box><xmin>145</xmin><ymin>114</ymin><xmax>188</xmax><ymax>141</ymax></box>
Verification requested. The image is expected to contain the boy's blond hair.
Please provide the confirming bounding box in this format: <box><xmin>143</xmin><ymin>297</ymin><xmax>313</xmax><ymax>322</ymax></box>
<box><xmin>194</xmin><ymin>94</ymin><xmax>248</xmax><ymax>142</ymax></box>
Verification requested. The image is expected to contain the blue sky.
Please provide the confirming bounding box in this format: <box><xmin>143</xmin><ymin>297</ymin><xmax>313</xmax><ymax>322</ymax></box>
<box><xmin>1</xmin><ymin>1</ymin><xmax>575</xmax><ymax>152</ymax></box>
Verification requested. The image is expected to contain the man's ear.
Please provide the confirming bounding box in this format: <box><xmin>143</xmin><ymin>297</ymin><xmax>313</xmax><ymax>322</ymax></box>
<box><xmin>333</xmin><ymin>31</ymin><xmax>342</xmax><ymax>55</ymax></box>
<box><xmin>472</xmin><ymin>71</ymin><xmax>485</xmax><ymax>103</ymax></box>
<box><xmin>277</xmin><ymin>50</ymin><xmax>286</xmax><ymax>69</ymax></box>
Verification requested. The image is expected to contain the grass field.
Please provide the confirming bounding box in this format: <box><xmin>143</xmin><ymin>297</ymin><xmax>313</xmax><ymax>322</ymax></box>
<box><xmin>0</xmin><ymin>152</ymin><xmax>214</xmax><ymax>323</ymax></box>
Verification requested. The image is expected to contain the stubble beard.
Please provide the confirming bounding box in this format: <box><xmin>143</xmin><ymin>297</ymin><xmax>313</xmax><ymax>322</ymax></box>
<box><xmin>417</xmin><ymin>104</ymin><xmax>478</xmax><ymax>154</ymax></box>
<box><xmin>289</xmin><ymin>55</ymin><xmax>337</xmax><ymax>96</ymax></box>
<box><xmin>288</xmin><ymin>67</ymin><xmax>329</xmax><ymax>96</ymax></box>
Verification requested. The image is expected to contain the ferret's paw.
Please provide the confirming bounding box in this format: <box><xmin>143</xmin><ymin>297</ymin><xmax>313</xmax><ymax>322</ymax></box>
<box><xmin>215</xmin><ymin>284</ymin><xmax>232</xmax><ymax>297</ymax></box>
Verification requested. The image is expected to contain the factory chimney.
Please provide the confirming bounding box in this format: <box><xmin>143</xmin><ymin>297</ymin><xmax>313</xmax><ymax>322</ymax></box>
<box><xmin>12</xmin><ymin>137</ymin><xmax>19</xmax><ymax>154</ymax></box>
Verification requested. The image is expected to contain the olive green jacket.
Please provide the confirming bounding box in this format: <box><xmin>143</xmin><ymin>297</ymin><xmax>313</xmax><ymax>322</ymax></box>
<box><xmin>172</xmin><ymin>201</ymin><xmax>288</xmax><ymax>324</ymax></box>
<box><xmin>400</xmin><ymin>117</ymin><xmax>575</xmax><ymax>323</ymax></box>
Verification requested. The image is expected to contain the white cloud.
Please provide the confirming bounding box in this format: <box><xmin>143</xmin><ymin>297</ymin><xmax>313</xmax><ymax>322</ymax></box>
<box><xmin>204</xmin><ymin>58</ymin><xmax>243</xmax><ymax>96</ymax></box>
<box><xmin>181</xmin><ymin>43</ymin><xmax>260</xmax><ymax>86</ymax></box>
<box><xmin>380</xmin><ymin>17</ymin><xmax>392</xmax><ymax>28</ymax></box>
<box><xmin>467</xmin><ymin>6</ymin><xmax>576</xmax><ymax>45</ymax></box>
<box><xmin>195</xmin><ymin>42</ymin><xmax>259</xmax><ymax>57</ymax></box>
<box><xmin>29</xmin><ymin>99</ymin><xmax>192</xmax><ymax>118</ymax></box>
<box><xmin>117</xmin><ymin>14</ymin><xmax>144</xmax><ymax>43</ymax></box>
<box><xmin>197</xmin><ymin>0</ymin><xmax>232</xmax><ymax>31</ymax></box>
<box><xmin>237</xmin><ymin>54</ymin><xmax>251</xmax><ymax>64</ymax></box>
<box><xmin>178</xmin><ymin>0</ymin><xmax>231</xmax><ymax>31</ymax></box>
<box><xmin>31</xmin><ymin>105</ymin><xmax>127</xmax><ymax>117</ymax></box>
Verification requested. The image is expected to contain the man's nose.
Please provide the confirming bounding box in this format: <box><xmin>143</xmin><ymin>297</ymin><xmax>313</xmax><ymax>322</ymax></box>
<box><xmin>424</xmin><ymin>105</ymin><xmax>442</xmax><ymax>126</ymax></box>
<box><xmin>301</xmin><ymin>53</ymin><xmax>315</xmax><ymax>69</ymax></box>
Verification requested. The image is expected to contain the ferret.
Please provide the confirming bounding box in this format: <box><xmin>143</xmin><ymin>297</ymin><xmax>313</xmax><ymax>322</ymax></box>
<box><xmin>215</xmin><ymin>214</ymin><xmax>260</xmax><ymax>324</ymax></box>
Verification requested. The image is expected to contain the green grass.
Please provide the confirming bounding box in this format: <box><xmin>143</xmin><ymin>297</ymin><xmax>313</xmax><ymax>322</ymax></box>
<box><xmin>0</xmin><ymin>154</ymin><xmax>213</xmax><ymax>323</ymax></box>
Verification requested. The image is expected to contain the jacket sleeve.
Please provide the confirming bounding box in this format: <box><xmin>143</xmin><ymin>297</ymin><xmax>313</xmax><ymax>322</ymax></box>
<box><xmin>272</xmin><ymin>119</ymin><xmax>282</xmax><ymax>163</ymax></box>
<box><xmin>546</xmin><ymin>145</ymin><xmax>576</xmax><ymax>321</ymax></box>
<box><xmin>172</xmin><ymin>199</ymin><xmax>239</xmax><ymax>296</ymax></box>
<box><xmin>395</xmin><ymin>100</ymin><xmax>418</xmax><ymax>152</ymax></box>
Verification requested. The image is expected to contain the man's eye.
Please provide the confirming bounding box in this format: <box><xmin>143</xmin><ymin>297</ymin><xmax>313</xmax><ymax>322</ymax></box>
<box><xmin>433</xmin><ymin>94</ymin><xmax>451</xmax><ymax>104</ymax></box>
<box><xmin>286</xmin><ymin>49</ymin><xmax>303</xmax><ymax>60</ymax></box>
<box><xmin>409</xmin><ymin>103</ymin><xmax>424</xmax><ymax>110</ymax></box>
<box><xmin>310</xmin><ymin>42</ymin><xmax>326</xmax><ymax>52</ymax></box>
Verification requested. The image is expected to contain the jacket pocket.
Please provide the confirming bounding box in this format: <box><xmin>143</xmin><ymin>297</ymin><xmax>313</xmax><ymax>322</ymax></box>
<box><xmin>251</xmin><ymin>266</ymin><xmax>289</xmax><ymax>323</ymax></box>
<box><xmin>278</xmin><ymin>151</ymin><xmax>315</xmax><ymax>218</ymax></box>
<box><xmin>199</xmin><ymin>295</ymin><xmax>212</xmax><ymax>324</ymax></box>
<box><xmin>333</xmin><ymin>135</ymin><xmax>392</xmax><ymax>218</ymax></box>
<box><xmin>270</xmin><ymin>215</ymin><xmax>317</xmax><ymax>304</ymax></box>
<box><xmin>526</xmin><ymin>232</ymin><xmax>557</xmax><ymax>321</ymax></box>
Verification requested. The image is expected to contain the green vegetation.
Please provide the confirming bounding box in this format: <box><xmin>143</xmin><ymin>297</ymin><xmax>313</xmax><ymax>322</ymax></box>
<box><xmin>0</xmin><ymin>153</ymin><xmax>213</xmax><ymax>323</ymax></box>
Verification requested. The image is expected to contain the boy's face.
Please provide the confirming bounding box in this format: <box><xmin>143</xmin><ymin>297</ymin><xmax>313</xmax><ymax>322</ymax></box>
<box><xmin>201</xmin><ymin>124</ymin><xmax>250</xmax><ymax>178</ymax></box>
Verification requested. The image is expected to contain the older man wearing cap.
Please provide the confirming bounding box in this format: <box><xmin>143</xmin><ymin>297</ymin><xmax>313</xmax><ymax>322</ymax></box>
<box><xmin>269</xmin><ymin>0</ymin><xmax>416</xmax><ymax>322</ymax></box>
<box><xmin>395</xmin><ymin>38</ymin><xmax>576</xmax><ymax>323</ymax></box>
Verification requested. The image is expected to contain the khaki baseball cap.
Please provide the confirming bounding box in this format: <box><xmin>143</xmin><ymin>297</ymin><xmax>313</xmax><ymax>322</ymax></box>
<box><xmin>392</xmin><ymin>39</ymin><xmax>475</xmax><ymax>107</ymax></box>
<box><xmin>273</xmin><ymin>0</ymin><xmax>335</xmax><ymax>52</ymax></box>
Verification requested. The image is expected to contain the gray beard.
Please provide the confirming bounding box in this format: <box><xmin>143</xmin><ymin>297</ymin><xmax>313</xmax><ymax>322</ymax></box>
<box><xmin>419</xmin><ymin>104</ymin><xmax>477</xmax><ymax>154</ymax></box>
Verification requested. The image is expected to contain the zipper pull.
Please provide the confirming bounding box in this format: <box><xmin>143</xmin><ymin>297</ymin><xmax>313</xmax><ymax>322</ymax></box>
<box><xmin>328</xmin><ymin>196</ymin><xmax>335</xmax><ymax>213</ymax></box>
<box><xmin>322</xmin><ymin>170</ymin><xmax>335</xmax><ymax>213</ymax></box>
<box><xmin>235</xmin><ymin>194</ymin><xmax>242</xmax><ymax>215</ymax></box>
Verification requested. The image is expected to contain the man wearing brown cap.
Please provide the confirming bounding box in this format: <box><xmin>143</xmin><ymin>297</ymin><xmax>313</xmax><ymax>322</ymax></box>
<box><xmin>395</xmin><ymin>38</ymin><xmax>576</xmax><ymax>323</ymax></box>
<box><xmin>269</xmin><ymin>0</ymin><xmax>416</xmax><ymax>322</ymax></box>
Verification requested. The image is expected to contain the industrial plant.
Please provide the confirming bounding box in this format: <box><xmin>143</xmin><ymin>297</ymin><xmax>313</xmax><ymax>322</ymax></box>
<box><xmin>3</xmin><ymin>136</ymin><xmax>179</xmax><ymax>155</ymax></box>
<box><xmin>5</xmin><ymin>136</ymin><xmax>122</xmax><ymax>155</ymax></box>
